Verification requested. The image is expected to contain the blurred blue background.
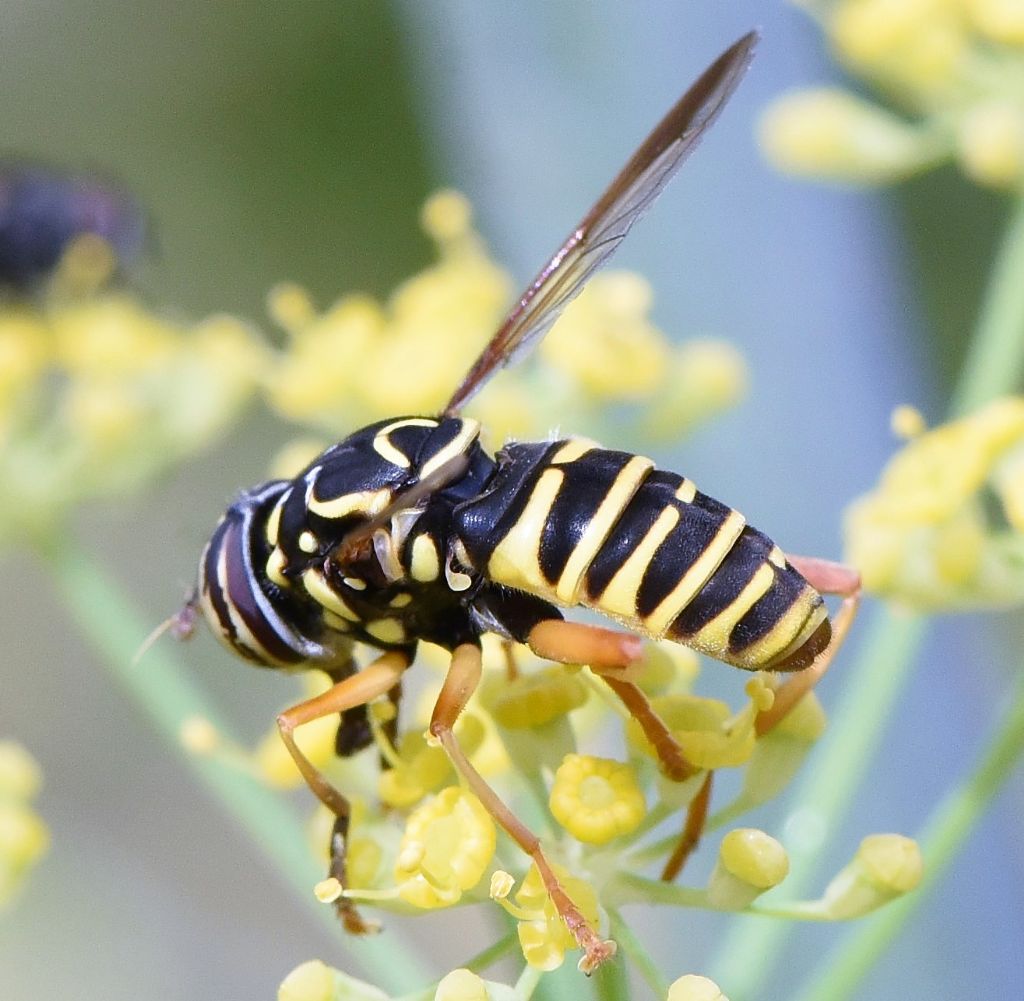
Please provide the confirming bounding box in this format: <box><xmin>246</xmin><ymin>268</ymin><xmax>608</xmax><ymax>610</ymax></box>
<box><xmin>1</xmin><ymin>2</ymin><xmax>1021</xmax><ymax>998</ymax></box>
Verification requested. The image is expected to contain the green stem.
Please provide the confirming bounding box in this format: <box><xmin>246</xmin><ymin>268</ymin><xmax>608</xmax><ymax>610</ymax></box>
<box><xmin>714</xmin><ymin>189</ymin><xmax>1024</xmax><ymax>999</ymax></box>
<box><xmin>608</xmin><ymin>907</ymin><xmax>670</xmax><ymax>999</ymax></box>
<box><xmin>514</xmin><ymin>964</ymin><xmax>544</xmax><ymax>1000</ymax></box>
<box><xmin>709</xmin><ymin>609</ymin><xmax>926</xmax><ymax>997</ymax></box>
<box><xmin>950</xmin><ymin>195</ymin><xmax>1024</xmax><ymax>414</ymax></box>
<box><xmin>792</xmin><ymin>667</ymin><xmax>1024</xmax><ymax>1001</ymax></box>
<box><xmin>39</xmin><ymin>532</ymin><xmax>430</xmax><ymax>994</ymax></box>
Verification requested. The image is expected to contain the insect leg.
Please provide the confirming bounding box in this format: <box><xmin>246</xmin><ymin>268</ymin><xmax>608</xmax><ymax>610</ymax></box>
<box><xmin>430</xmin><ymin>643</ymin><xmax>616</xmax><ymax>974</ymax></box>
<box><xmin>756</xmin><ymin>556</ymin><xmax>862</xmax><ymax>736</ymax></box>
<box><xmin>277</xmin><ymin>651</ymin><xmax>410</xmax><ymax>933</ymax></box>
<box><xmin>660</xmin><ymin>772</ymin><xmax>713</xmax><ymax>882</ymax></box>
<box><xmin>526</xmin><ymin>619</ymin><xmax>697</xmax><ymax>782</ymax></box>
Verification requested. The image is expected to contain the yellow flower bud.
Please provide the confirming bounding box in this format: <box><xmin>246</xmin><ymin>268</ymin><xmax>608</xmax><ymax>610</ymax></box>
<box><xmin>278</xmin><ymin>960</ymin><xmax>337</xmax><ymax>1001</ymax></box>
<box><xmin>482</xmin><ymin>666</ymin><xmax>588</xmax><ymax>730</ymax></box>
<box><xmin>434</xmin><ymin>968</ymin><xmax>488</xmax><ymax>1001</ymax></box>
<box><xmin>957</xmin><ymin>100</ymin><xmax>1024</xmax><ymax>189</ymax></box>
<box><xmin>0</xmin><ymin>741</ymin><xmax>43</xmax><ymax>800</ymax></box>
<box><xmin>268</xmin><ymin>282</ymin><xmax>317</xmax><ymax>334</ymax></box>
<box><xmin>178</xmin><ymin>716</ymin><xmax>220</xmax><ymax>756</ymax></box>
<box><xmin>707</xmin><ymin>829</ymin><xmax>789</xmax><ymax>909</ymax></box>
<box><xmin>760</xmin><ymin>89</ymin><xmax>938</xmax><ymax>185</ymax></box>
<box><xmin>394</xmin><ymin>787</ymin><xmax>496</xmax><ymax>909</ymax></box>
<box><xmin>890</xmin><ymin>403</ymin><xmax>927</xmax><ymax>440</ymax></box>
<box><xmin>820</xmin><ymin>833</ymin><xmax>923</xmax><ymax>919</ymax></box>
<box><xmin>277</xmin><ymin>960</ymin><xmax>388</xmax><ymax>1001</ymax></box>
<box><xmin>549</xmin><ymin>754</ymin><xmax>647</xmax><ymax>845</ymax></box>
<box><xmin>667</xmin><ymin>974</ymin><xmax>730</xmax><ymax>1001</ymax></box>
<box><xmin>626</xmin><ymin>693</ymin><xmax>757</xmax><ymax>770</ymax></box>
<box><xmin>968</xmin><ymin>0</ymin><xmax>1024</xmax><ymax>45</ymax></box>
<box><xmin>0</xmin><ymin>313</ymin><xmax>49</xmax><ymax>405</ymax></box>
<box><xmin>421</xmin><ymin>190</ymin><xmax>474</xmax><ymax>244</ymax></box>
<box><xmin>0</xmin><ymin>801</ymin><xmax>49</xmax><ymax>869</ymax></box>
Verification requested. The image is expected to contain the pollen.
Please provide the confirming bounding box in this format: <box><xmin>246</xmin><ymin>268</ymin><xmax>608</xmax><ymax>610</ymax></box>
<box><xmin>549</xmin><ymin>754</ymin><xmax>646</xmax><ymax>845</ymax></box>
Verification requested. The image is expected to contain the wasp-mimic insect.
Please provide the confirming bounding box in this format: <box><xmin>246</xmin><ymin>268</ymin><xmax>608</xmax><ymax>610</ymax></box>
<box><xmin>184</xmin><ymin>32</ymin><xmax>860</xmax><ymax>971</ymax></box>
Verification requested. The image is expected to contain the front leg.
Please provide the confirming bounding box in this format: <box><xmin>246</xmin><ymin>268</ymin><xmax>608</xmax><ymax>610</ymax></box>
<box><xmin>277</xmin><ymin>651</ymin><xmax>410</xmax><ymax>933</ymax></box>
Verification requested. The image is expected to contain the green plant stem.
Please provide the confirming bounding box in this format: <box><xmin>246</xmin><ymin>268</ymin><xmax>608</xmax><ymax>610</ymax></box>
<box><xmin>608</xmin><ymin>907</ymin><xmax>670</xmax><ymax>999</ymax></box>
<box><xmin>709</xmin><ymin>609</ymin><xmax>926</xmax><ymax>997</ymax></box>
<box><xmin>950</xmin><ymin>194</ymin><xmax>1024</xmax><ymax>415</ymax></box>
<box><xmin>39</xmin><ymin>531</ymin><xmax>430</xmax><ymax>994</ymax></box>
<box><xmin>714</xmin><ymin>190</ymin><xmax>1024</xmax><ymax>999</ymax></box>
<box><xmin>791</xmin><ymin>666</ymin><xmax>1024</xmax><ymax>1001</ymax></box>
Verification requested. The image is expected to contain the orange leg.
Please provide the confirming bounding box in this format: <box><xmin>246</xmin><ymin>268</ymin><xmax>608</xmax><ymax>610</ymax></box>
<box><xmin>527</xmin><ymin>619</ymin><xmax>696</xmax><ymax>781</ymax></box>
<box><xmin>756</xmin><ymin>555</ymin><xmax>861</xmax><ymax>736</ymax></box>
<box><xmin>430</xmin><ymin>643</ymin><xmax>616</xmax><ymax>974</ymax></box>
<box><xmin>277</xmin><ymin>651</ymin><xmax>409</xmax><ymax>933</ymax></box>
<box><xmin>660</xmin><ymin>771</ymin><xmax>713</xmax><ymax>882</ymax></box>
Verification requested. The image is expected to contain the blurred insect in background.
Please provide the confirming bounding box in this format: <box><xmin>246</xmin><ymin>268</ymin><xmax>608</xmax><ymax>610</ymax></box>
<box><xmin>182</xmin><ymin>31</ymin><xmax>860</xmax><ymax>971</ymax></box>
<box><xmin>0</xmin><ymin>160</ymin><xmax>145</xmax><ymax>292</ymax></box>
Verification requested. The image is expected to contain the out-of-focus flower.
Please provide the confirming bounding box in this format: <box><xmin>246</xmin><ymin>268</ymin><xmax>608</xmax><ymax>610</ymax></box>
<box><xmin>0</xmin><ymin>278</ymin><xmax>265</xmax><ymax>544</ymax></box>
<box><xmin>762</xmin><ymin>1</ymin><xmax>1024</xmax><ymax>188</ymax></box>
<box><xmin>264</xmin><ymin>189</ymin><xmax>745</xmax><ymax>446</ymax></box>
<box><xmin>0</xmin><ymin>741</ymin><xmax>49</xmax><ymax>908</ymax></box>
<box><xmin>818</xmin><ymin>833</ymin><xmax>923</xmax><ymax>919</ymax></box>
<box><xmin>480</xmin><ymin>664</ymin><xmax>588</xmax><ymax>730</ymax></box>
<box><xmin>394</xmin><ymin>786</ymin><xmax>496</xmax><ymax>909</ymax></box>
<box><xmin>845</xmin><ymin>397</ymin><xmax>1024</xmax><ymax>607</ymax></box>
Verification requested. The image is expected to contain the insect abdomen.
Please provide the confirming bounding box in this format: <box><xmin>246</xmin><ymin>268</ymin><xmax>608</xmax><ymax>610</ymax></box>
<box><xmin>455</xmin><ymin>438</ymin><xmax>828</xmax><ymax>671</ymax></box>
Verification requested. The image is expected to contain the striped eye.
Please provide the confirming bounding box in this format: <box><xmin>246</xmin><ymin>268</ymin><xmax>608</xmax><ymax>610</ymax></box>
<box><xmin>197</xmin><ymin>484</ymin><xmax>341</xmax><ymax>668</ymax></box>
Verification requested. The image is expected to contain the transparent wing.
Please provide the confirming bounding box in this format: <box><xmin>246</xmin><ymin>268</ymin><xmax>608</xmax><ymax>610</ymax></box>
<box><xmin>444</xmin><ymin>31</ymin><xmax>757</xmax><ymax>415</ymax></box>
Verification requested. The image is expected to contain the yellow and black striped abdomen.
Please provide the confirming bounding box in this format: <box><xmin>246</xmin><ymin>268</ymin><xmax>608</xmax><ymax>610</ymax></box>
<box><xmin>455</xmin><ymin>438</ymin><xmax>829</xmax><ymax>671</ymax></box>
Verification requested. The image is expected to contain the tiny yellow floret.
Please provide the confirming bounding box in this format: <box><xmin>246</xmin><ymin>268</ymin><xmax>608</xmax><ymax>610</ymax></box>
<box><xmin>890</xmin><ymin>403</ymin><xmax>927</xmax><ymax>440</ymax></box>
<box><xmin>513</xmin><ymin>863</ymin><xmax>601</xmax><ymax>971</ymax></box>
<box><xmin>434</xmin><ymin>968</ymin><xmax>488</xmax><ymax>1001</ymax></box>
<box><xmin>178</xmin><ymin>716</ymin><xmax>219</xmax><ymax>755</ymax></box>
<box><xmin>957</xmin><ymin>101</ymin><xmax>1024</xmax><ymax>189</ymax></box>
<box><xmin>667</xmin><ymin>974</ymin><xmax>730</xmax><ymax>1001</ymax></box>
<box><xmin>482</xmin><ymin>666</ymin><xmax>588</xmax><ymax>729</ymax></box>
<box><xmin>277</xmin><ymin>960</ymin><xmax>337</xmax><ymax>1001</ymax></box>
<box><xmin>549</xmin><ymin>754</ymin><xmax>646</xmax><ymax>844</ymax></box>
<box><xmin>394</xmin><ymin>787</ymin><xmax>496</xmax><ymax>909</ymax></box>
<box><xmin>314</xmin><ymin>877</ymin><xmax>343</xmax><ymax>904</ymax></box>
<box><xmin>0</xmin><ymin>741</ymin><xmax>43</xmax><ymax>800</ymax></box>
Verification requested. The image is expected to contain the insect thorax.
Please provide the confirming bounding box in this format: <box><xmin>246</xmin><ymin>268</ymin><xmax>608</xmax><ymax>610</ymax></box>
<box><xmin>197</xmin><ymin>415</ymin><xmax>495</xmax><ymax>667</ymax></box>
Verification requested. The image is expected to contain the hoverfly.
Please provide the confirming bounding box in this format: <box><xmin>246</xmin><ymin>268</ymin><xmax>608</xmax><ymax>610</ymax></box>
<box><xmin>185</xmin><ymin>32</ymin><xmax>860</xmax><ymax>972</ymax></box>
<box><xmin>0</xmin><ymin>161</ymin><xmax>144</xmax><ymax>291</ymax></box>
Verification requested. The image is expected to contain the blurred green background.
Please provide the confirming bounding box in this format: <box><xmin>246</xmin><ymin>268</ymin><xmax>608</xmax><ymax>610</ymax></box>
<box><xmin>2</xmin><ymin>2</ymin><xmax>1022</xmax><ymax>999</ymax></box>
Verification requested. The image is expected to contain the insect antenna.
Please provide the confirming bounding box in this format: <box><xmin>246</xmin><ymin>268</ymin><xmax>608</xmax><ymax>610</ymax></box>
<box><xmin>132</xmin><ymin>588</ymin><xmax>200</xmax><ymax>665</ymax></box>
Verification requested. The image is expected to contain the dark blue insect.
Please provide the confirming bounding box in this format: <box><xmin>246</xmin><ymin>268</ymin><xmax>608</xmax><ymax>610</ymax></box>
<box><xmin>0</xmin><ymin>161</ymin><xmax>145</xmax><ymax>291</ymax></box>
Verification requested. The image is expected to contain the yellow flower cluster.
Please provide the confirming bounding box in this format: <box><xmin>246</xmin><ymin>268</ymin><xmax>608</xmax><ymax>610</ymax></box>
<box><xmin>762</xmin><ymin>0</ymin><xmax>1024</xmax><ymax>188</ymax></box>
<box><xmin>845</xmin><ymin>397</ymin><xmax>1024</xmax><ymax>607</ymax></box>
<box><xmin>263</xmin><ymin>190</ymin><xmax>746</xmax><ymax>447</ymax></box>
<box><xmin>0</xmin><ymin>283</ymin><xmax>264</xmax><ymax>543</ymax></box>
<box><xmin>0</xmin><ymin>740</ymin><xmax>49</xmax><ymax>907</ymax></box>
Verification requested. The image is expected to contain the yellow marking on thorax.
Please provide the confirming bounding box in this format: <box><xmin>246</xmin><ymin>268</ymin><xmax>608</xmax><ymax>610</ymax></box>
<box><xmin>307</xmin><ymin>488</ymin><xmax>391</xmax><ymax>520</ymax></box>
<box><xmin>685</xmin><ymin>563</ymin><xmax>776</xmax><ymax>658</ymax></box>
<box><xmin>594</xmin><ymin>505</ymin><xmax>680</xmax><ymax>623</ymax></box>
<box><xmin>555</xmin><ymin>453</ymin><xmax>654</xmax><ymax>604</ymax></box>
<box><xmin>488</xmin><ymin>467</ymin><xmax>565</xmax><ymax>596</ymax></box>
<box><xmin>343</xmin><ymin>577</ymin><xmax>367</xmax><ymax>591</ymax></box>
<box><xmin>410</xmin><ymin>534</ymin><xmax>440</xmax><ymax>582</ymax></box>
<box><xmin>389</xmin><ymin>592</ymin><xmax>412</xmax><ymax>608</ymax></box>
<box><xmin>298</xmin><ymin>530</ymin><xmax>318</xmax><ymax>554</ymax></box>
<box><xmin>266</xmin><ymin>547</ymin><xmax>289</xmax><ymax>588</ymax></box>
<box><xmin>644</xmin><ymin>509</ymin><xmax>747</xmax><ymax>636</ymax></box>
<box><xmin>550</xmin><ymin>437</ymin><xmax>598</xmax><ymax>465</ymax></box>
<box><xmin>420</xmin><ymin>418</ymin><xmax>480</xmax><ymax>479</ymax></box>
<box><xmin>302</xmin><ymin>568</ymin><xmax>360</xmax><ymax>621</ymax></box>
<box><xmin>373</xmin><ymin>418</ymin><xmax>439</xmax><ymax>469</ymax></box>
<box><xmin>366</xmin><ymin>618</ymin><xmax>406</xmax><ymax>644</ymax></box>
<box><xmin>322</xmin><ymin>610</ymin><xmax>352</xmax><ymax>633</ymax></box>
<box><xmin>675</xmin><ymin>479</ymin><xmax>697</xmax><ymax>503</ymax></box>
